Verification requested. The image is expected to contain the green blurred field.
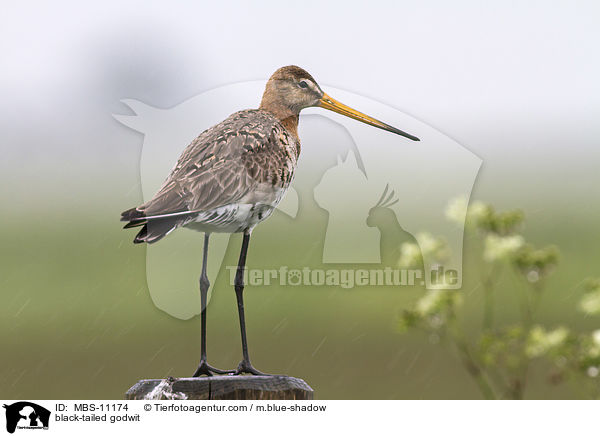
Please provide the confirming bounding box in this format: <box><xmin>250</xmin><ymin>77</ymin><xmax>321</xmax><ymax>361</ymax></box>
<box><xmin>1</xmin><ymin>199</ymin><xmax>599</xmax><ymax>399</ymax></box>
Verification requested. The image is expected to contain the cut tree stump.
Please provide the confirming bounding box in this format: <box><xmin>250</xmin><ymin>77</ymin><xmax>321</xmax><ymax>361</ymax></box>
<box><xmin>125</xmin><ymin>375</ymin><xmax>314</xmax><ymax>400</ymax></box>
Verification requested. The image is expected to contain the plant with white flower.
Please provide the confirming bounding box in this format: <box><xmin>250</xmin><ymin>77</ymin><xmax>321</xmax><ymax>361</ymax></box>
<box><xmin>445</xmin><ymin>196</ymin><xmax>493</xmax><ymax>229</ymax></box>
<box><xmin>445</xmin><ymin>196</ymin><xmax>468</xmax><ymax>225</ymax></box>
<box><xmin>397</xmin><ymin>232</ymin><xmax>448</xmax><ymax>269</ymax></box>
<box><xmin>417</xmin><ymin>232</ymin><xmax>449</xmax><ymax>262</ymax></box>
<box><xmin>512</xmin><ymin>244</ymin><xmax>559</xmax><ymax>280</ymax></box>
<box><xmin>483</xmin><ymin>234</ymin><xmax>525</xmax><ymax>262</ymax></box>
<box><xmin>416</xmin><ymin>290</ymin><xmax>448</xmax><ymax>316</ymax></box>
<box><xmin>542</xmin><ymin>326</ymin><xmax>600</xmax><ymax>395</ymax></box>
<box><xmin>526</xmin><ymin>326</ymin><xmax>569</xmax><ymax>358</ymax></box>
<box><xmin>397</xmin><ymin>242</ymin><xmax>423</xmax><ymax>269</ymax></box>
<box><xmin>399</xmin><ymin>199</ymin><xmax>600</xmax><ymax>399</ymax></box>
<box><xmin>398</xmin><ymin>290</ymin><xmax>461</xmax><ymax>336</ymax></box>
<box><xmin>586</xmin><ymin>330</ymin><xmax>600</xmax><ymax>359</ymax></box>
<box><xmin>467</xmin><ymin>201</ymin><xmax>493</xmax><ymax>227</ymax></box>
<box><xmin>579</xmin><ymin>279</ymin><xmax>600</xmax><ymax>315</ymax></box>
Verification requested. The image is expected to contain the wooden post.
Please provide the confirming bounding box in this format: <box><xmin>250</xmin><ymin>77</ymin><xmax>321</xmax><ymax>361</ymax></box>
<box><xmin>125</xmin><ymin>375</ymin><xmax>314</xmax><ymax>400</ymax></box>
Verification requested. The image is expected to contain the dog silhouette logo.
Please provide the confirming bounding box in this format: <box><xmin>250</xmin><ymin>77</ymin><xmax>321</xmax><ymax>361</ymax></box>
<box><xmin>3</xmin><ymin>402</ymin><xmax>50</xmax><ymax>433</ymax></box>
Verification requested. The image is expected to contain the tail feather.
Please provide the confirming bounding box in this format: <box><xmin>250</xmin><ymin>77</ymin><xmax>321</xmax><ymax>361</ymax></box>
<box><xmin>121</xmin><ymin>207</ymin><xmax>200</xmax><ymax>244</ymax></box>
<box><xmin>121</xmin><ymin>207</ymin><xmax>145</xmax><ymax>222</ymax></box>
<box><xmin>123</xmin><ymin>219</ymin><xmax>147</xmax><ymax>229</ymax></box>
<box><xmin>133</xmin><ymin>220</ymin><xmax>177</xmax><ymax>244</ymax></box>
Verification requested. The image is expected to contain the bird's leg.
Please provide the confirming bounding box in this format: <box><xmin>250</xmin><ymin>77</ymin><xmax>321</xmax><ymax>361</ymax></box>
<box><xmin>193</xmin><ymin>233</ymin><xmax>231</xmax><ymax>377</ymax></box>
<box><xmin>234</xmin><ymin>232</ymin><xmax>270</xmax><ymax>376</ymax></box>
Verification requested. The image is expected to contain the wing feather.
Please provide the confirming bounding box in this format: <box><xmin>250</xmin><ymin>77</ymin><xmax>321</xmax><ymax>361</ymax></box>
<box><xmin>121</xmin><ymin>109</ymin><xmax>299</xmax><ymax>243</ymax></box>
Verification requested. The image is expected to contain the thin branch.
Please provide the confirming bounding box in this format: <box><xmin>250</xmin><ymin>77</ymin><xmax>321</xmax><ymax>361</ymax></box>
<box><xmin>453</xmin><ymin>337</ymin><xmax>497</xmax><ymax>400</ymax></box>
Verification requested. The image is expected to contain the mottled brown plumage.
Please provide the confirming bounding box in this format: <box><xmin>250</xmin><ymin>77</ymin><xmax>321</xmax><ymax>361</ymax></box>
<box><xmin>122</xmin><ymin>109</ymin><xmax>299</xmax><ymax>242</ymax></box>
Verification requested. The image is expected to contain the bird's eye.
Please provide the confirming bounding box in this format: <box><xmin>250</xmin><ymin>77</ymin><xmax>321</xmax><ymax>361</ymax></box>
<box><xmin>298</xmin><ymin>80</ymin><xmax>308</xmax><ymax>89</ymax></box>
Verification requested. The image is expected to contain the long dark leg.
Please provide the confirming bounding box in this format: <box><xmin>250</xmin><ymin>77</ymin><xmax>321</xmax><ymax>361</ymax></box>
<box><xmin>234</xmin><ymin>232</ymin><xmax>269</xmax><ymax>375</ymax></box>
<box><xmin>192</xmin><ymin>233</ymin><xmax>231</xmax><ymax>376</ymax></box>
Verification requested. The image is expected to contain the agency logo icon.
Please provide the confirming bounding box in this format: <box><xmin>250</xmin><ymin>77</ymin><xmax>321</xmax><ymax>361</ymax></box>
<box><xmin>115</xmin><ymin>81</ymin><xmax>481</xmax><ymax>319</ymax></box>
<box><xmin>3</xmin><ymin>402</ymin><xmax>50</xmax><ymax>433</ymax></box>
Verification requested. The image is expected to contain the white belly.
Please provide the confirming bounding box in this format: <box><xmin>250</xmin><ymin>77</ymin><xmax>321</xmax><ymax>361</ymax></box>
<box><xmin>184</xmin><ymin>186</ymin><xmax>287</xmax><ymax>234</ymax></box>
<box><xmin>185</xmin><ymin>203</ymin><xmax>276</xmax><ymax>234</ymax></box>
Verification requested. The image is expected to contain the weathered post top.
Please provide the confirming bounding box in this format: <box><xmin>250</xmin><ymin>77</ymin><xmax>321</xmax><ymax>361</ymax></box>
<box><xmin>126</xmin><ymin>375</ymin><xmax>314</xmax><ymax>400</ymax></box>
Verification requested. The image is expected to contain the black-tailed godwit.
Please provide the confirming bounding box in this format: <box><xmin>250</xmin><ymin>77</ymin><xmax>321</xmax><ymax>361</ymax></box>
<box><xmin>121</xmin><ymin>65</ymin><xmax>419</xmax><ymax>376</ymax></box>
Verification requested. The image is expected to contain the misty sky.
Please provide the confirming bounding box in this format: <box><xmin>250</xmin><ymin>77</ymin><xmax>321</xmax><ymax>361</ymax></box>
<box><xmin>1</xmin><ymin>1</ymin><xmax>599</xmax><ymax>213</ymax></box>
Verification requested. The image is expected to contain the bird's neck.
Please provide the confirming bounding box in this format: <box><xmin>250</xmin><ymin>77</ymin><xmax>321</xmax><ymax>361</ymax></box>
<box><xmin>280</xmin><ymin>115</ymin><xmax>299</xmax><ymax>139</ymax></box>
<box><xmin>259</xmin><ymin>96</ymin><xmax>300</xmax><ymax>140</ymax></box>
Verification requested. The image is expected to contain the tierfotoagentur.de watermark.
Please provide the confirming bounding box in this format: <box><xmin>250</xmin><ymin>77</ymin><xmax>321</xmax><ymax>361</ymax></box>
<box><xmin>226</xmin><ymin>266</ymin><xmax>458</xmax><ymax>289</ymax></box>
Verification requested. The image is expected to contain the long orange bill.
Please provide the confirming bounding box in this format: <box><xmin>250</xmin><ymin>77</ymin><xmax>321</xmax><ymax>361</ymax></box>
<box><xmin>317</xmin><ymin>93</ymin><xmax>419</xmax><ymax>141</ymax></box>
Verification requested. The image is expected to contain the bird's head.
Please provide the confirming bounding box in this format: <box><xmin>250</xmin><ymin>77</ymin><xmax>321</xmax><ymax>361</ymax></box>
<box><xmin>260</xmin><ymin>65</ymin><xmax>419</xmax><ymax>141</ymax></box>
<box><xmin>261</xmin><ymin>65</ymin><xmax>323</xmax><ymax>114</ymax></box>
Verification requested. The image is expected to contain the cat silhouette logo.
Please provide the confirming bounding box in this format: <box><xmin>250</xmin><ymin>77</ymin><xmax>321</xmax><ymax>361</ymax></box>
<box><xmin>3</xmin><ymin>402</ymin><xmax>50</xmax><ymax>433</ymax></box>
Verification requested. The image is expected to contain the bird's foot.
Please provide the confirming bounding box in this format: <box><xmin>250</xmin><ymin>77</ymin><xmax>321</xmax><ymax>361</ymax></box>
<box><xmin>234</xmin><ymin>360</ymin><xmax>270</xmax><ymax>376</ymax></box>
<box><xmin>192</xmin><ymin>360</ymin><xmax>234</xmax><ymax>377</ymax></box>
